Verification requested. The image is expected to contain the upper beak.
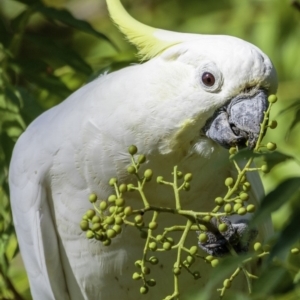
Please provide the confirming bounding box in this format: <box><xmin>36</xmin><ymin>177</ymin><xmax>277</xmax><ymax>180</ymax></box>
<box><xmin>203</xmin><ymin>89</ymin><xmax>268</xmax><ymax>149</ymax></box>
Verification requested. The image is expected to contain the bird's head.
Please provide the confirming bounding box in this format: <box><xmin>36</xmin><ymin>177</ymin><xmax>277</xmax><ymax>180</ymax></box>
<box><xmin>106</xmin><ymin>0</ymin><xmax>277</xmax><ymax>156</ymax></box>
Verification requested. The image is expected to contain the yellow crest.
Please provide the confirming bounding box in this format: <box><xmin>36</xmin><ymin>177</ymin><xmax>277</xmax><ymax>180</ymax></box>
<box><xmin>106</xmin><ymin>0</ymin><xmax>184</xmax><ymax>60</ymax></box>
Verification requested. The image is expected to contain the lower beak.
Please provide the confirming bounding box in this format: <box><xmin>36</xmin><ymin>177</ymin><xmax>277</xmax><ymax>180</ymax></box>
<box><xmin>203</xmin><ymin>89</ymin><xmax>268</xmax><ymax>149</ymax></box>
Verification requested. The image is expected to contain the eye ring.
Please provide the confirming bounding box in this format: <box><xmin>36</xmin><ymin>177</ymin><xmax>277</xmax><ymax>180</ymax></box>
<box><xmin>202</xmin><ymin>72</ymin><xmax>215</xmax><ymax>87</ymax></box>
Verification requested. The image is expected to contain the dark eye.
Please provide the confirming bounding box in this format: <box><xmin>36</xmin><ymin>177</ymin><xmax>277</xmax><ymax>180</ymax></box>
<box><xmin>202</xmin><ymin>72</ymin><xmax>215</xmax><ymax>87</ymax></box>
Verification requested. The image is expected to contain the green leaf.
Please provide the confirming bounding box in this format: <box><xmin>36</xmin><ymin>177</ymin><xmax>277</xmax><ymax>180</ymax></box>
<box><xmin>34</xmin><ymin>3</ymin><xmax>117</xmax><ymax>50</ymax></box>
<box><xmin>252</xmin><ymin>178</ymin><xmax>300</xmax><ymax>225</ymax></box>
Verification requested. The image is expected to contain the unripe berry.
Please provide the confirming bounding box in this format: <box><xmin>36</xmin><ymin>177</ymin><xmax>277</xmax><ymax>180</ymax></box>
<box><xmin>183</xmin><ymin>182</ymin><xmax>190</xmax><ymax>191</ymax></box>
<box><xmin>99</xmin><ymin>201</ymin><xmax>107</xmax><ymax>211</ymax></box>
<box><xmin>269</xmin><ymin>120</ymin><xmax>277</xmax><ymax>129</ymax></box>
<box><xmin>223</xmin><ymin>279</ymin><xmax>231</xmax><ymax>289</ymax></box>
<box><xmin>134</xmin><ymin>215</ymin><xmax>143</xmax><ymax>224</ymax></box>
<box><xmin>132</xmin><ymin>272</ymin><xmax>141</xmax><ymax>280</ymax></box>
<box><xmin>237</xmin><ymin>207</ymin><xmax>247</xmax><ymax>215</ymax></box>
<box><xmin>105</xmin><ymin>216</ymin><xmax>115</xmax><ymax>225</ymax></box>
<box><xmin>144</xmin><ymin>169</ymin><xmax>153</xmax><ymax>180</ymax></box>
<box><xmin>127</xmin><ymin>183</ymin><xmax>135</xmax><ymax>191</ymax></box>
<box><xmin>147</xmin><ymin>279</ymin><xmax>156</xmax><ymax>287</ymax></box>
<box><xmin>205</xmin><ymin>255</ymin><xmax>214</xmax><ymax>262</ymax></box>
<box><xmin>134</xmin><ymin>260</ymin><xmax>142</xmax><ymax>268</ymax></box>
<box><xmin>107</xmin><ymin>229</ymin><xmax>117</xmax><ymax>238</ymax></box>
<box><xmin>261</xmin><ymin>165</ymin><xmax>269</xmax><ymax>173</ymax></box>
<box><xmin>291</xmin><ymin>248</ymin><xmax>300</xmax><ymax>254</ymax></box>
<box><xmin>109</xmin><ymin>178</ymin><xmax>117</xmax><ymax>186</ymax></box>
<box><xmin>240</xmin><ymin>192</ymin><xmax>249</xmax><ymax>201</ymax></box>
<box><xmin>203</xmin><ymin>216</ymin><xmax>212</xmax><ymax>222</ymax></box>
<box><xmin>176</xmin><ymin>171</ymin><xmax>183</xmax><ymax>179</ymax></box>
<box><xmin>186</xmin><ymin>255</ymin><xmax>195</xmax><ymax>265</ymax></box>
<box><xmin>189</xmin><ymin>246</ymin><xmax>198</xmax><ymax>255</ymax></box>
<box><xmin>246</xmin><ymin>204</ymin><xmax>256</xmax><ymax>213</ymax></box>
<box><xmin>268</xmin><ymin>94</ymin><xmax>277</xmax><ymax>103</ymax></box>
<box><xmin>234</xmin><ymin>203</ymin><xmax>242</xmax><ymax>212</ymax></box>
<box><xmin>108</xmin><ymin>195</ymin><xmax>116</xmax><ymax>203</ymax></box>
<box><xmin>163</xmin><ymin>242</ymin><xmax>172</xmax><ymax>250</ymax></box>
<box><xmin>124</xmin><ymin>206</ymin><xmax>132</xmax><ymax>216</ymax></box>
<box><xmin>156</xmin><ymin>234</ymin><xmax>163</xmax><ymax>242</ymax></box>
<box><xmin>92</xmin><ymin>223</ymin><xmax>101</xmax><ymax>231</ymax></box>
<box><xmin>149</xmin><ymin>242</ymin><xmax>157</xmax><ymax>251</ymax></box>
<box><xmin>128</xmin><ymin>145</ymin><xmax>138</xmax><ymax>155</ymax></box>
<box><xmin>215</xmin><ymin>197</ymin><xmax>224</xmax><ymax>205</ymax></box>
<box><xmin>89</xmin><ymin>193</ymin><xmax>97</xmax><ymax>203</ymax></box>
<box><xmin>156</xmin><ymin>176</ymin><xmax>164</xmax><ymax>183</ymax></box>
<box><xmin>224</xmin><ymin>203</ymin><xmax>232</xmax><ymax>213</ymax></box>
<box><xmin>173</xmin><ymin>267</ymin><xmax>181</xmax><ymax>275</ymax></box>
<box><xmin>112</xmin><ymin>225</ymin><xmax>122</xmax><ymax>234</ymax></box>
<box><xmin>91</xmin><ymin>215</ymin><xmax>101</xmax><ymax>224</ymax></box>
<box><xmin>115</xmin><ymin>216</ymin><xmax>123</xmax><ymax>225</ymax></box>
<box><xmin>119</xmin><ymin>184</ymin><xmax>127</xmax><ymax>193</ymax></box>
<box><xmin>80</xmin><ymin>220</ymin><xmax>89</xmax><ymax>231</ymax></box>
<box><xmin>115</xmin><ymin>198</ymin><xmax>125</xmax><ymax>207</ymax></box>
<box><xmin>225</xmin><ymin>177</ymin><xmax>234</xmax><ymax>187</ymax></box>
<box><xmin>184</xmin><ymin>173</ymin><xmax>193</xmax><ymax>182</ymax></box>
<box><xmin>149</xmin><ymin>256</ymin><xmax>159</xmax><ymax>265</ymax></box>
<box><xmin>254</xmin><ymin>242</ymin><xmax>262</xmax><ymax>252</ymax></box>
<box><xmin>140</xmin><ymin>286</ymin><xmax>148</xmax><ymax>294</ymax></box>
<box><xmin>142</xmin><ymin>266</ymin><xmax>151</xmax><ymax>275</ymax></box>
<box><xmin>138</xmin><ymin>154</ymin><xmax>146</xmax><ymax>164</ymax></box>
<box><xmin>86</xmin><ymin>230</ymin><xmax>94</xmax><ymax>239</ymax></box>
<box><xmin>198</xmin><ymin>233</ymin><xmax>208</xmax><ymax>243</ymax></box>
<box><xmin>86</xmin><ymin>209</ymin><xmax>96</xmax><ymax>219</ymax></box>
<box><xmin>127</xmin><ymin>166</ymin><xmax>136</xmax><ymax>174</ymax></box>
<box><xmin>267</xmin><ymin>142</ymin><xmax>277</xmax><ymax>151</ymax></box>
<box><xmin>211</xmin><ymin>259</ymin><xmax>219</xmax><ymax>268</ymax></box>
<box><xmin>243</xmin><ymin>182</ymin><xmax>251</xmax><ymax>191</ymax></box>
<box><xmin>149</xmin><ymin>221</ymin><xmax>158</xmax><ymax>230</ymax></box>
<box><xmin>229</xmin><ymin>147</ymin><xmax>237</xmax><ymax>155</ymax></box>
<box><xmin>109</xmin><ymin>206</ymin><xmax>116</xmax><ymax>214</ymax></box>
<box><xmin>103</xmin><ymin>238</ymin><xmax>111</xmax><ymax>246</ymax></box>
<box><xmin>218</xmin><ymin>223</ymin><xmax>228</xmax><ymax>232</ymax></box>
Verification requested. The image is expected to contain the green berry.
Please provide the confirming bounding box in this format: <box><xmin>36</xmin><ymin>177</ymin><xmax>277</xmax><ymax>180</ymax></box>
<box><xmin>184</xmin><ymin>173</ymin><xmax>193</xmax><ymax>182</ymax></box>
<box><xmin>132</xmin><ymin>272</ymin><xmax>141</xmax><ymax>280</ymax></box>
<box><xmin>80</xmin><ymin>220</ymin><xmax>89</xmax><ymax>231</ymax></box>
<box><xmin>144</xmin><ymin>169</ymin><xmax>153</xmax><ymax>180</ymax></box>
<box><xmin>246</xmin><ymin>204</ymin><xmax>256</xmax><ymax>213</ymax></box>
<box><xmin>261</xmin><ymin>165</ymin><xmax>269</xmax><ymax>173</ymax></box>
<box><xmin>86</xmin><ymin>230</ymin><xmax>94</xmax><ymax>239</ymax></box>
<box><xmin>140</xmin><ymin>286</ymin><xmax>148</xmax><ymax>294</ymax></box>
<box><xmin>115</xmin><ymin>216</ymin><xmax>123</xmax><ymax>225</ymax></box>
<box><xmin>86</xmin><ymin>209</ymin><xmax>96</xmax><ymax>219</ymax></box>
<box><xmin>205</xmin><ymin>255</ymin><xmax>214</xmax><ymax>262</ymax></box>
<box><xmin>128</xmin><ymin>145</ymin><xmax>138</xmax><ymax>155</ymax></box>
<box><xmin>134</xmin><ymin>215</ymin><xmax>143</xmax><ymax>224</ymax></box>
<box><xmin>107</xmin><ymin>229</ymin><xmax>117</xmax><ymax>238</ymax></box>
<box><xmin>165</xmin><ymin>237</ymin><xmax>174</xmax><ymax>245</ymax></box>
<box><xmin>99</xmin><ymin>201</ymin><xmax>107</xmax><ymax>211</ymax></box>
<box><xmin>163</xmin><ymin>242</ymin><xmax>172</xmax><ymax>250</ymax></box>
<box><xmin>173</xmin><ymin>267</ymin><xmax>181</xmax><ymax>275</ymax></box>
<box><xmin>229</xmin><ymin>147</ymin><xmax>237</xmax><ymax>155</ymax></box>
<box><xmin>268</xmin><ymin>94</ymin><xmax>277</xmax><ymax>103</ymax></box>
<box><xmin>149</xmin><ymin>222</ymin><xmax>158</xmax><ymax>230</ymax></box>
<box><xmin>234</xmin><ymin>203</ymin><xmax>242</xmax><ymax>212</ymax></box>
<box><xmin>189</xmin><ymin>246</ymin><xmax>198</xmax><ymax>255</ymax></box>
<box><xmin>215</xmin><ymin>197</ymin><xmax>224</xmax><ymax>205</ymax></box>
<box><xmin>138</xmin><ymin>154</ymin><xmax>146</xmax><ymax>164</ymax></box>
<box><xmin>156</xmin><ymin>176</ymin><xmax>164</xmax><ymax>183</ymax></box>
<box><xmin>89</xmin><ymin>193</ymin><xmax>97</xmax><ymax>203</ymax></box>
<box><xmin>127</xmin><ymin>166</ymin><xmax>136</xmax><ymax>174</ymax></box>
<box><xmin>269</xmin><ymin>120</ymin><xmax>277</xmax><ymax>129</ymax></box>
<box><xmin>149</xmin><ymin>242</ymin><xmax>157</xmax><ymax>251</ymax></box>
<box><xmin>237</xmin><ymin>207</ymin><xmax>247</xmax><ymax>215</ymax></box>
<box><xmin>108</xmin><ymin>195</ymin><xmax>117</xmax><ymax>203</ymax></box>
<box><xmin>134</xmin><ymin>260</ymin><xmax>142</xmax><ymax>268</ymax></box>
<box><xmin>240</xmin><ymin>192</ymin><xmax>249</xmax><ymax>201</ymax></box>
<box><xmin>127</xmin><ymin>184</ymin><xmax>135</xmax><ymax>191</ymax></box>
<box><xmin>124</xmin><ymin>206</ymin><xmax>132</xmax><ymax>216</ymax></box>
<box><xmin>267</xmin><ymin>142</ymin><xmax>277</xmax><ymax>151</ymax></box>
<box><xmin>183</xmin><ymin>182</ymin><xmax>190</xmax><ymax>191</ymax></box>
<box><xmin>218</xmin><ymin>223</ymin><xmax>228</xmax><ymax>232</ymax></box>
<box><xmin>203</xmin><ymin>216</ymin><xmax>212</xmax><ymax>222</ymax></box>
<box><xmin>223</xmin><ymin>279</ymin><xmax>231</xmax><ymax>289</ymax></box>
<box><xmin>109</xmin><ymin>178</ymin><xmax>118</xmax><ymax>186</ymax></box>
<box><xmin>176</xmin><ymin>171</ymin><xmax>183</xmax><ymax>179</ymax></box>
<box><xmin>119</xmin><ymin>184</ymin><xmax>127</xmax><ymax>193</ymax></box>
<box><xmin>92</xmin><ymin>223</ymin><xmax>102</xmax><ymax>231</ymax></box>
<box><xmin>103</xmin><ymin>238</ymin><xmax>111</xmax><ymax>246</ymax></box>
<box><xmin>115</xmin><ymin>198</ymin><xmax>125</xmax><ymax>207</ymax></box>
<box><xmin>224</xmin><ymin>203</ymin><xmax>232</xmax><ymax>213</ymax></box>
<box><xmin>242</xmin><ymin>182</ymin><xmax>251</xmax><ymax>191</ymax></box>
<box><xmin>147</xmin><ymin>279</ymin><xmax>156</xmax><ymax>287</ymax></box>
<box><xmin>199</xmin><ymin>224</ymin><xmax>208</xmax><ymax>231</ymax></box>
<box><xmin>92</xmin><ymin>215</ymin><xmax>101</xmax><ymax>223</ymax></box>
<box><xmin>149</xmin><ymin>256</ymin><xmax>159</xmax><ymax>265</ymax></box>
<box><xmin>112</xmin><ymin>225</ymin><xmax>122</xmax><ymax>234</ymax></box>
<box><xmin>211</xmin><ymin>259</ymin><xmax>219</xmax><ymax>268</ymax></box>
<box><xmin>109</xmin><ymin>206</ymin><xmax>116</xmax><ymax>214</ymax></box>
<box><xmin>198</xmin><ymin>233</ymin><xmax>208</xmax><ymax>243</ymax></box>
<box><xmin>225</xmin><ymin>177</ymin><xmax>234</xmax><ymax>187</ymax></box>
<box><xmin>156</xmin><ymin>234</ymin><xmax>163</xmax><ymax>242</ymax></box>
<box><xmin>105</xmin><ymin>216</ymin><xmax>115</xmax><ymax>225</ymax></box>
<box><xmin>291</xmin><ymin>248</ymin><xmax>300</xmax><ymax>254</ymax></box>
<box><xmin>254</xmin><ymin>242</ymin><xmax>262</xmax><ymax>252</ymax></box>
<box><xmin>186</xmin><ymin>255</ymin><xmax>195</xmax><ymax>265</ymax></box>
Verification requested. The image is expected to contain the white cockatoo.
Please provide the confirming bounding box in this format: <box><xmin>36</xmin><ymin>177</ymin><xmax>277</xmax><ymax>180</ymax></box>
<box><xmin>9</xmin><ymin>0</ymin><xmax>277</xmax><ymax>299</ymax></box>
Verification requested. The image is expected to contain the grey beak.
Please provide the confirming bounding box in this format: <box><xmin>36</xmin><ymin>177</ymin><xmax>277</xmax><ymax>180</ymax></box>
<box><xmin>204</xmin><ymin>89</ymin><xmax>268</xmax><ymax>149</ymax></box>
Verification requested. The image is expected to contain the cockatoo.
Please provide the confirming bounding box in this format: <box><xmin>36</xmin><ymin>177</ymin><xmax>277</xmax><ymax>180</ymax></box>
<box><xmin>9</xmin><ymin>0</ymin><xmax>277</xmax><ymax>299</ymax></box>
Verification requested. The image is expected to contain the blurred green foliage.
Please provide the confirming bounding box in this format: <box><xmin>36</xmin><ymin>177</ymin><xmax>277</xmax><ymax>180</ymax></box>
<box><xmin>0</xmin><ymin>0</ymin><xmax>300</xmax><ymax>299</ymax></box>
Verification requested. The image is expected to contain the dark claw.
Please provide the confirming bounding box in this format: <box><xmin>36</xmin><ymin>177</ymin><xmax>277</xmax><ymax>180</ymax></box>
<box><xmin>197</xmin><ymin>217</ymin><xmax>258</xmax><ymax>257</ymax></box>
